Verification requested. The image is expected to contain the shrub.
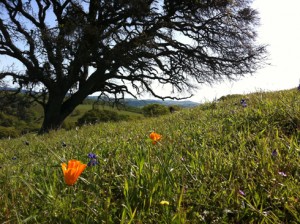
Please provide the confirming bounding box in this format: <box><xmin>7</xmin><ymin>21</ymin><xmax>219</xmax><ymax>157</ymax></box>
<box><xmin>0</xmin><ymin>126</ymin><xmax>20</xmax><ymax>139</ymax></box>
<box><xmin>19</xmin><ymin>123</ymin><xmax>40</xmax><ymax>134</ymax></box>
<box><xmin>142</xmin><ymin>104</ymin><xmax>169</xmax><ymax>117</ymax></box>
<box><xmin>62</xmin><ymin>121</ymin><xmax>76</xmax><ymax>130</ymax></box>
<box><xmin>0</xmin><ymin>112</ymin><xmax>17</xmax><ymax>127</ymax></box>
<box><xmin>77</xmin><ymin>109</ymin><xmax>129</xmax><ymax>126</ymax></box>
<box><xmin>168</xmin><ymin>105</ymin><xmax>182</xmax><ymax>113</ymax></box>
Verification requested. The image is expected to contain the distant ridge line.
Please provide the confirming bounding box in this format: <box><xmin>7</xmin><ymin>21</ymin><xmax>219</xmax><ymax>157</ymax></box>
<box><xmin>0</xmin><ymin>88</ymin><xmax>199</xmax><ymax>108</ymax></box>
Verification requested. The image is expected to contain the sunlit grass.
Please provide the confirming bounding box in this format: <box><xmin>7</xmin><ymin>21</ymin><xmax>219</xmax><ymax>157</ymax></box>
<box><xmin>1</xmin><ymin>88</ymin><xmax>300</xmax><ymax>223</ymax></box>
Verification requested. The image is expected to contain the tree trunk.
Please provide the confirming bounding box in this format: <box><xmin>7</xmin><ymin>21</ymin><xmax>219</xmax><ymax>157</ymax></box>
<box><xmin>39</xmin><ymin>87</ymin><xmax>94</xmax><ymax>133</ymax></box>
<box><xmin>40</xmin><ymin>111</ymin><xmax>63</xmax><ymax>134</ymax></box>
<box><xmin>39</xmin><ymin>95</ymin><xmax>65</xmax><ymax>134</ymax></box>
<box><xmin>39</xmin><ymin>71</ymin><xmax>107</xmax><ymax>134</ymax></box>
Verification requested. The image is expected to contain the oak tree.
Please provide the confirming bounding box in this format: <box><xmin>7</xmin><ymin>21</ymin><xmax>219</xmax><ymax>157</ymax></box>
<box><xmin>0</xmin><ymin>0</ymin><xmax>266</xmax><ymax>133</ymax></box>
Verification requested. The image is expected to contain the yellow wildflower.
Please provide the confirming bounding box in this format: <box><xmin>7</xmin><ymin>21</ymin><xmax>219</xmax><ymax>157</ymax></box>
<box><xmin>160</xmin><ymin>200</ymin><xmax>170</xmax><ymax>205</ymax></box>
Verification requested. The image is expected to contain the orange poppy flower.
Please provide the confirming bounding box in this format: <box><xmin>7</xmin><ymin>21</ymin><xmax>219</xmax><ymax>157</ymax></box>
<box><xmin>149</xmin><ymin>132</ymin><xmax>162</xmax><ymax>144</ymax></box>
<box><xmin>61</xmin><ymin>160</ymin><xmax>87</xmax><ymax>186</ymax></box>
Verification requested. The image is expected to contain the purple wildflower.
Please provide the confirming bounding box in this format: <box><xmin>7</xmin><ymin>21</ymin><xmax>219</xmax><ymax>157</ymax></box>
<box><xmin>278</xmin><ymin>171</ymin><xmax>287</xmax><ymax>177</ymax></box>
<box><xmin>297</xmin><ymin>84</ymin><xmax>300</xmax><ymax>91</ymax></box>
<box><xmin>272</xmin><ymin>150</ymin><xmax>278</xmax><ymax>157</ymax></box>
<box><xmin>88</xmin><ymin>159</ymin><xmax>98</xmax><ymax>166</ymax></box>
<box><xmin>238</xmin><ymin>189</ymin><xmax>246</xmax><ymax>196</ymax></box>
<box><xmin>240</xmin><ymin>99</ymin><xmax>247</xmax><ymax>107</ymax></box>
<box><xmin>87</xmin><ymin>153</ymin><xmax>98</xmax><ymax>166</ymax></box>
<box><xmin>88</xmin><ymin>153</ymin><xmax>97</xmax><ymax>159</ymax></box>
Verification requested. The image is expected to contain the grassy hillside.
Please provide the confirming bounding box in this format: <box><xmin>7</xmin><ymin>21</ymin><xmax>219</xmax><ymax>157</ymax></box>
<box><xmin>0</xmin><ymin>98</ymin><xmax>144</xmax><ymax>137</ymax></box>
<box><xmin>1</xmin><ymin>89</ymin><xmax>300</xmax><ymax>223</ymax></box>
<box><xmin>64</xmin><ymin>103</ymin><xmax>144</xmax><ymax>128</ymax></box>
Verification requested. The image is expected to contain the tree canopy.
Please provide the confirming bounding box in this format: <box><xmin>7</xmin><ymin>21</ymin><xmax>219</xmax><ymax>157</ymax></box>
<box><xmin>0</xmin><ymin>0</ymin><xmax>266</xmax><ymax>133</ymax></box>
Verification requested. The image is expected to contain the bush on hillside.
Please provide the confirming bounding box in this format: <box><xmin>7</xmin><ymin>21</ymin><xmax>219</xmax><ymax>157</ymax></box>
<box><xmin>168</xmin><ymin>105</ymin><xmax>182</xmax><ymax>113</ymax></box>
<box><xmin>14</xmin><ymin>106</ymin><xmax>38</xmax><ymax>122</ymax></box>
<box><xmin>0</xmin><ymin>92</ymin><xmax>33</xmax><ymax>117</ymax></box>
<box><xmin>19</xmin><ymin>123</ymin><xmax>40</xmax><ymax>134</ymax></box>
<box><xmin>0</xmin><ymin>126</ymin><xmax>20</xmax><ymax>139</ymax></box>
<box><xmin>0</xmin><ymin>112</ymin><xmax>16</xmax><ymax>127</ymax></box>
<box><xmin>142</xmin><ymin>104</ymin><xmax>169</xmax><ymax>117</ymax></box>
<box><xmin>62</xmin><ymin>121</ymin><xmax>76</xmax><ymax>130</ymax></box>
<box><xmin>77</xmin><ymin>109</ymin><xmax>129</xmax><ymax>126</ymax></box>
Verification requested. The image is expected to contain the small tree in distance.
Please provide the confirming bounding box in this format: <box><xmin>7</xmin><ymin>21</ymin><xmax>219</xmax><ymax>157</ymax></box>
<box><xmin>142</xmin><ymin>104</ymin><xmax>169</xmax><ymax>117</ymax></box>
<box><xmin>0</xmin><ymin>0</ymin><xmax>266</xmax><ymax>133</ymax></box>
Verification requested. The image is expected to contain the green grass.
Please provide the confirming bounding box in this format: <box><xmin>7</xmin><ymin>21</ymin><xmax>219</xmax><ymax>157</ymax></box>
<box><xmin>1</xmin><ymin>89</ymin><xmax>300</xmax><ymax>223</ymax></box>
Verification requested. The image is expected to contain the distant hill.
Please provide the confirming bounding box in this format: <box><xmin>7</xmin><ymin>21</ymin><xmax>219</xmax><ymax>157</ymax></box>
<box><xmin>87</xmin><ymin>96</ymin><xmax>199</xmax><ymax>108</ymax></box>
<box><xmin>122</xmin><ymin>98</ymin><xmax>199</xmax><ymax>108</ymax></box>
<box><xmin>0</xmin><ymin>88</ymin><xmax>199</xmax><ymax>108</ymax></box>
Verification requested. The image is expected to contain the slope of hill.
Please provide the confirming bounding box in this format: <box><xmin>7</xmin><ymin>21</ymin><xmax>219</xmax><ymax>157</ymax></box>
<box><xmin>1</xmin><ymin>88</ymin><xmax>300</xmax><ymax>223</ymax></box>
